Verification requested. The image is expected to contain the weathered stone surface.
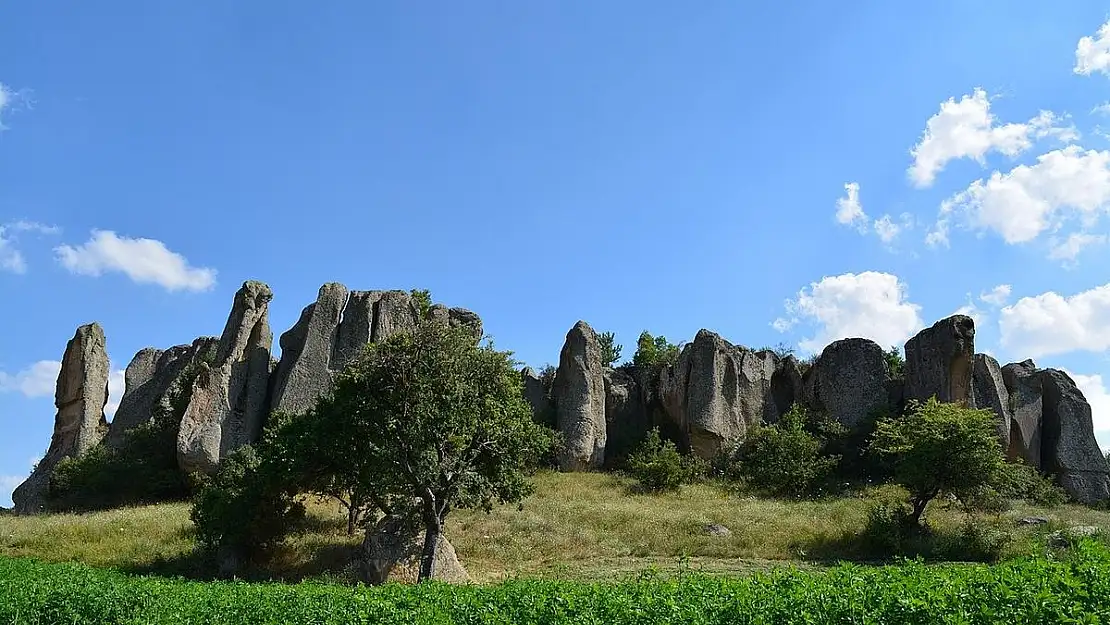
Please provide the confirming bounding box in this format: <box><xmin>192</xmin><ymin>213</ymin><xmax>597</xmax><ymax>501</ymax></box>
<box><xmin>371</xmin><ymin>290</ymin><xmax>419</xmax><ymax>342</ymax></box>
<box><xmin>804</xmin><ymin>338</ymin><xmax>890</xmax><ymax>430</ymax></box>
<box><xmin>553</xmin><ymin>321</ymin><xmax>607</xmax><ymax>470</ymax></box>
<box><xmin>13</xmin><ymin>323</ymin><xmax>110</xmax><ymax>514</ymax></box>
<box><xmin>660</xmin><ymin>330</ymin><xmax>775</xmax><ymax>459</ymax></box>
<box><xmin>105</xmin><ymin>347</ymin><xmax>163</xmax><ymax>447</ymax></box>
<box><xmin>269</xmin><ymin>282</ymin><xmax>349</xmax><ymax>416</ymax></box>
<box><xmin>521</xmin><ymin>367</ymin><xmax>553</xmax><ymax>427</ymax></box>
<box><xmin>1039</xmin><ymin>369</ymin><xmax>1110</xmax><ymax>504</ymax></box>
<box><xmin>972</xmin><ymin>354</ymin><xmax>1013</xmax><ymax>454</ymax></box>
<box><xmin>704</xmin><ymin>523</ymin><xmax>732</xmax><ymax>537</ymax></box>
<box><xmin>1002</xmin><ymin>360</ymin><xmax>1043</xmax><ymax>469</ymax></box>
<box><xmin>332</xmin><ymin>290</ymin><xmax>383</xmax><ymax>370</ymax></box>
<box><xmin>357</xmin><ymin>514</ymin><xmax>470</xmax><ymax>585</ymax></box>
<box><xmin>448</xmin><ymin>307</ymin><xmax>483</xmax><ymax>339</ymax></box>
<box><xmin>768</xmin><ymin>355</ymin><xmax>804</xmax><ymax>423</ymax></box>
<box><xmin>603</xmin><ymin>368</ymin><xmax>649</xmax><ymax>464</ymax></box>
<box><xmin>177</xmin><ymin>281</ymin><xmax>274</xmax><ymax>475</ymax></box>
<box><xmin>904</xmin><ymin>315</ymin><xmax>975</xmax><ymax>405</ymax></box>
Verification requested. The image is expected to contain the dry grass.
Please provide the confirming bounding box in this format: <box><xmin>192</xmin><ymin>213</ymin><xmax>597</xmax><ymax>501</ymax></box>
<box><xmin>2</xmin><ymin>471</ymin><xmax>1109</xmax><ymax>583</ymax></box>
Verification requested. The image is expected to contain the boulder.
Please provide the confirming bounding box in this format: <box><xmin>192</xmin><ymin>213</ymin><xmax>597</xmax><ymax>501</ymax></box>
<box><xmin>12</xmin><ymin>323</ymin><xmax>110</xmax><ymax>514</ymax></box>
<box><xmin>971</xmin><ymin>354</ymin><xmax>1014</xmax><ymax>455</ymax></box>
<box><xmin>603</xmin><ymin>367</ymin><xmax>649</xmax><ymax>464</ymax></box>
<box><xmin>553</xmin><ymin>321</ymin><xmax>607</xmax><ymax>470</ymax></box>
<box><xmin>804</xmin><ymin>338</ymin><xmax>890</xmax><ymax>430</ymax></box>
<box><xmin>448</xmin><ymin>307</ymin><xmax>483</xmax><ymax>339</ymax></box>
<box><xmin>177</xmin><ymin>281</ymin><xmax>274</xmax><ymax>475</ymax></box>
<box><xmin>357</xmin><ymin>514</ymin><xmax>470</xmax><ymax>585</ymax></box>
<box><xmin>660</xmin><ymin>330</ymin><xmax>775</xmax><ymax>459</ymax></box>
<box><xmin>268</xmin><ymin>282</ymin><xmax>349</xmax><ymax>416</ymax></box>
<box><xmin>903</xmin><ymin>315</ymin><xmax>975</xmax><ymax>405</ymax></box>
<box><xmin>1001</xmin><ymin>360</ymin><xmax>1043</xmax><ymax>469</ymax></box>
<box><xmin>1039</xmin><ymin>369</ymin><xmax>1110</xmax><ymax>504</ymax></box>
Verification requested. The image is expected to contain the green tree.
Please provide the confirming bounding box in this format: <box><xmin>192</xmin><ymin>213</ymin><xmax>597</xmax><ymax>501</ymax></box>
<box><xmin>869</xmin><ymin>397</ymin><xmax>1007</xmax><ymax>525</ymax></box>
<box><xmin>631</xmin><ymin>331</ymin><xmax>680</xmax><ymax>371</ymax></box>
<box><xmin>626</xmin><ymin>429</ymin><xmax>703</xmax><ymax>492</ymax></box>
<box><xmin>410</xmin><ymin>288</ymin><xmax>433</xmax><ymax>319</ymax></box>
<box><xmin>315</xmin><ymin>322</ymin><xmax>553</xmax><ymax>582</ymax></box>
<box><xmin>598</xmin><ymin>331</ymin><xmax>622</xmax><ymax>368</ymax></box>
<box><xmin>885</xmin><ymin>346</ymin><xmax>905</xmax><ymax>378</ymax></box>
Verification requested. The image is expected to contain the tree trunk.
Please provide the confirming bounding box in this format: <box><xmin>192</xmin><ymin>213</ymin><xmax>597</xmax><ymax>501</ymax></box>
<box><xmin>417</xmin><ymin>496</ymin><xmax>441</xmax><ymax>583</ymax></box>
<box><xmin>911</xmin><ymin>495</ymin><xmax>931</xmax><ymax>526</ymax></box>
<box><xmin>347</xmin><ymin>505</ymin><xmax>358</xmax><ymax>536</ymax></box>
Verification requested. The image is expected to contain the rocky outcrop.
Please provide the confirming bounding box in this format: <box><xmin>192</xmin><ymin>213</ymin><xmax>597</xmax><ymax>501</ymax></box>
<box><xmin>177</xmin><ymin>281</ymin><xmax>274</xmax><ymax>475</ymax></box>
<box><xmin>603</xmin><ymin>368</ymin><xmax>648</xmax><ymax>464</ymax></box>
<box><xmin>447</xmin><ymin>307</ymin><xmax>483</xmax><ymax>339</ymax></box>
<box><xmin>268</xmin><ymin>282</ymin><xmax>349</xmax><ymax>416</ymax></box>
<box><xmin>1002</xmin><ymin>360</ymin><xmax>1044</xmax><ymax>469</ymax></box>
<box><xmin>553</xmin><ymin>321</ymin><xmax>607</xmax><ymax>470</ymax></box>
<box><xmin>521</xmin><ymin>367</ymin><xmax>553</xmax><ymax>427</ymax></box>
<box><xmin>357</xmin><ymin>514</ymin><xmax>470</xmax><ymax>585</ymax></box>
<box><xmin>371</xmin><ymin>290</ymin><xmax>420</xmax><ymax>342</ymax></box>
<box><xmin>1039</xmin><ymin>369</ymin><xmax>1110</xmax><ymax>504</ymax></box>
<box><xmin>659</xmin><ymin>330</ymin><xmax>775</xmax><ymax>459</ymax></box>
<box><xmin>904</xmin><ymin>315</ymin><xmax>975</xmax><ymax>406</ymax></box>
<box><xmin>105</xmin><ymin>348</ymin><xmax>163</xmax><ymax>446</ymax></box>
<box><xmin>972</xmin><ymin>354</ymin><xmax>1014</xmax><ymax>454</ymax></box>
<box><xmin>804</xmin><ymin>338</ymin><xmax>890</xmax><ymax>430</ymax></box>
<box><xmin>12</xmin><ymin>323</ymin><xmax>110</xmax><ymax>514</ymax></box>
<box><xmin>768</xmin><ymin>355</ymin><xmax>805</xmax><ymax>423</ymax></box>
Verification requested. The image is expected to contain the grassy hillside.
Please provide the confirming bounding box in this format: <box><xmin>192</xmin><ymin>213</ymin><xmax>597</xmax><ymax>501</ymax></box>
<box><xmin>2</xmin><ymin>472</ymin><xmax>1109</xmax><ymax>583</ymax></box>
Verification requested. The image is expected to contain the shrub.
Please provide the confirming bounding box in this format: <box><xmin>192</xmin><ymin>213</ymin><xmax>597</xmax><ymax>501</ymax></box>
<box><xmin>994</xmin><ymin>460</ymin><xmax>1068</xmax><ymax>508</ymax></box>
<box><xmin>190</xmin><ymin>446</ymin><xmax>305</xmax><ymax>562</ymax></box>
<box><xmin>626</xmin><ymin>429</ymin><xmax>703</xmax><ymax>492</ymax></box>
<box><xmin>717</xmin><ymin>404</ymin><xmax>839</xmax><ymax>498</ymax></box>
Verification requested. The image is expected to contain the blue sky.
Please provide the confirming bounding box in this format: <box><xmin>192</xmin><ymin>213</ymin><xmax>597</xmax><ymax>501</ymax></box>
<box><xmin>3</xmin><ymin>2</ymin><xmax>1110</xmax><ymax>506</ymax></box>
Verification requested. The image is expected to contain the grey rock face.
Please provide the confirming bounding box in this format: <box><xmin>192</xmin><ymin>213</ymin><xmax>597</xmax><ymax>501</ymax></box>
<box><xmin>768</xmin><ymin>355</ymin><xmax>805</xmax><ymax>423</ymax></box>
<box><xmin>371</xmin><ymin>290</ymin><xmax>420</xmax><ymax>343</ymax></box>
<box><xmin>105</xmin><ymin>347</ymin><xmax>163</xmax><ymax>447</ymax></box>
<box><xmin>13</xmin><ymin>323</ymin><xmax>110</xmax><ymax>514</ymax></box>
<box><xmin>447</xmin><ymin>307</ymin><xmax>483</xmax><ymax>339</ymax></box>
<box><xmin>332</xmin><ymin>290</ymin><xmax>383</xmax><ymax>370</ymax></box>
<box><xmin>1002</xmin><ymin>360</ymin><xmax>1043</xmax><ymax>469</ymax></box>
<box><xmin>1039</xmin><ymin>369</ymin><xmax>1110</xmax><ymax>504</ymax></box>
<box><xmin>660</xmin><ymin>330</ymin><xmax>776</xmax><ymax>459</ymax></box>
<box><xmin>972</xmin><ymin>354</ymin><xmax>1013</xmax><ymax>454</ymax></box>
<box><xmin>904</xmin><ymin>315</ymin><xmax>975</xmax><ymax>405</ymax></box>
<box><xmin>553</xmin><ymin>321</ymin><xmax>607</xmax><ymax>470</ymax></box>
<box><xmin>177</xmin><ymin>281</ymin><xmax>274</xmax><ymax>475</ymax></box>
<box><xmin>268</xmin><ymin>282</ymin><xmax>349</xmax><ymax>416</ymax></box>
<box><xmin>603</xmin><ymin>368</ymin><xmax>649</xmax><ymax>464</ymax></box>
<box><xmin>521</xmin><ymin>367</ymin><xmax>553</xmax><ymax>427</ymax></box>
<box><xmin>357</xmin><ymin>514</ymin><xmax>470</xmax><ymax>585</ymax></box>
<box><xmin>804</xmin><ymin>338</ymin><xmax>890</xmax><ymax>430</ymax></box>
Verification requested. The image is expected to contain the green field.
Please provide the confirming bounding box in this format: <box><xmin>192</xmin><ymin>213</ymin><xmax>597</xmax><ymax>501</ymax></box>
<box><xmin>2</xmin><ymin>472</ymin><xmax>1109</xmax><ymax>582</ymax></box>
<box><xmin>3</xmin><ymin>542</ymin><xmax>1110</xmax><ymax>624</ymax></box>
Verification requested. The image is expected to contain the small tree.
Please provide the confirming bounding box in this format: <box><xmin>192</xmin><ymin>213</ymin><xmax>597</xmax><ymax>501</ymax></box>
<box><xmin>885</xmin><ymin>346</ymin><xmax>905</xmax><ymax>378</ymax></box>
<box><xmin>626</xmin><ymin>429</ymin><xmax>702</xmax><ymax>492</ymax></box>
<box><xmin>598</xmin><ymin>331</ymin><xmax>622</xmax><ymax>368</ymax></box>
<box><xmin>869</xmin><ymin>397</ymin><xmax>1007</xmax><ymax>526</ymax></box>
<box><xmin>316</xmin><ymin>322</ymin><xmax>552</xmax><ymax>582</ymax></box>
<box><xmin>410</xmin><ymin>288</ymin><xmax>433</xmax><ymax>319</ymax></box>
<box><xmin>631</xmin><ymin>331</ymin><xmax>680</xmax><ymax>371</ymax></box>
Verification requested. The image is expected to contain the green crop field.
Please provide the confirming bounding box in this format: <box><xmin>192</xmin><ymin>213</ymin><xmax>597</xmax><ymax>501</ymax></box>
<box><xmin>3</xmin><ymin>541</ymin><xmax>1110</xmax><ymax>624</ymax></box>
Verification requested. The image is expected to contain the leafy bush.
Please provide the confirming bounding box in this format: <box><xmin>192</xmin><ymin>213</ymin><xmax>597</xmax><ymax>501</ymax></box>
<box><xmin>869</xmin><ymin>397</ymin><xmax>1009</xmax><ymax>525</ymax></box>
<box><xmin>4</xmin><ymin>542</ymin><xmax>1110</xmax><ymax>624</ymax></box>
<box><xmin>994</xmin><ymin>460</ymin><xmax>1068</xmax><ymax>508</ymax></box>
<box><xmin>716</xmin><ymin>404</ymin><xmax>839</xmax><ymax>498</ymax></box>
<box><xmin>190</xmin><ymin>446</ymin><xmax>305</xmax><ymax>562</ymax></box>
<box><xmin>626</xmin><ymin>429</ymin><xmax>703</xmax><ymax>492</ymax></box>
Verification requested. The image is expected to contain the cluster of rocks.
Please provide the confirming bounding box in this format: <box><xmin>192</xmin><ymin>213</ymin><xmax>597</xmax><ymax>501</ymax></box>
<box><xmin>13</xmin><ymin>291</ymin><xmax>1109</xmax><ymax>518</ymax></box>
<box><xmin>529</xmin><ymin>315</ymin><xmax>1110</xmax><ymax>504</ymax></box>
<box><xmin>11</xmin><ymin>281</ymin><xmax>481</xmax><ymax>514</ymax></box>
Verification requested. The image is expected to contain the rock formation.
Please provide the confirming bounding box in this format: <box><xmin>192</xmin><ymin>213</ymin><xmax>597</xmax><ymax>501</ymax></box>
<box><xmin>177</xmin><ymin>281</ymin><xmax>274</xmax><ymax>475</ymax></box>
<box><xmin>1001</xmin><ymin>360</ymin><xmax>1044</xmax><ymax>469</ymax></box>
<box><xmin>268</xmin><ymin>282</ymin><xmax>350</xmax><ymax>416</ymax></box>
<box><xmin>768</xmin><ymin>355</ymin><xmax>804</xmax><ymax>423</ymax></box>
<box><xmin>521</xmin><ymin>366</ymin><xmax>553</xmax><ymax>427</ymax></box>
<box><xmin>552</xmin><ymin>321</ymin><xmax>607</xmax><ymax>470</ymax></box>
<box><xmin>357</xmin><ymin>514</ymin><xmax>470</xmax><ymax>585</ymax></box>
<box><xmin>1039</xmin><ymin>369</ymin><xmax>1110</xmax><ymax>504</ymax></box>
<box><xmin>659</xmin><ymin>330</ymin><xmax>776</xmax><ymax>459</ymax></box>
<box><xmin>804</xmin><ymin>338</ymin><xmax>890</xmax><ymax>430</ymax></box>
<box><xmin>971</xmin><ymin>354</ymin><xmax>1014</xmax><ymax>454</ymax></box>
<box><xmin>904</xmin><ymin>315</ymin><xmax>975</xmax><ymax>405</ymax></box>
<box><xmin>603</xmin><ymin>368</ymin><xmax>649</xmax><ymax>464</ymax></box>
<box><xmin>12</xmin><ymin>323</ymin><xmax>110</xmax><ymax>514</ymax></box>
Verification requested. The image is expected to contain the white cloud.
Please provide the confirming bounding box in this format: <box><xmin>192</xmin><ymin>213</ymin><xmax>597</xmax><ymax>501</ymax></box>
<box><xmin>1</xmin><ymin>474</ymin><xmax>23</xmax><ymax>508</ymax></box>
<box><xmin>774</xmin><ymin>271</ymin><xmax>924</xmax><ymax>353</ymax></box>
<box><xmin>105</xmin><ymin>368</ymin><xmax>125</xmax><ymax>418</ymax></box>
<box><xmin>999</xmin><ymin>282</ymin><xmax>1110</xmax><ymax>357</ymax></box>
<box><xmin>933</xmin><ymin>146</ymin><xmax>1110</xmax><ymax>248</ymax></box>
<box><xmin>1048</xmin><ymin>232</ymin><xmax>1108</xmax><ymax>263</ymax></box>
<box><xmin>1094</xmin><ymin>103</ymin><xmax>1110</xmax><ymax>116</ymax></box>
<box><xmin>954</xmin><ymin>302</ymin><xmax>985</xmax><ymax>328</ymax></box>
<box><xmin>0</xmin><ymin>221</ymin><xmax>60</xmax><ymax>274</ymax></box>
<box><xmin>0</xmin><ymin>360</ymin><xmax>61</xmax><ymax>398</ymax></box>
<box><xmin>56</xmin><ymin>230</ymin><xmax>217</xmax><ymax>292</ymax></box>
<box><xmin>1075</xmin><ymin>20</ymin><xmax>1110</xmax><ymax>77</ymax></box>
<box><xmin>0</xmin><ymin>83</ymin><xmax>12</xmax><ymax>128</ymax></box>
<box><xmin>908</xmin><ymin>88</ymin><xmax>1077</xmax><ymax>188</ymax></box>
<box><xmin>873</xmin><ymin>213</ymin><xmax>914</xmax><ymax>245</ymax></box>
<box><xmin>979</xmin><ymin>284</ymin><xmax>1012</xmax><ymax>307</ymax></box>
<box><xmin>8</xmin><ymin>220</ymin><xmax>59</xmax><ymax>235</ymax></box>
<box><xmin>835</xmin><ymin>182</ymin><xmax>868</xmax><ymax>231</ymax></box>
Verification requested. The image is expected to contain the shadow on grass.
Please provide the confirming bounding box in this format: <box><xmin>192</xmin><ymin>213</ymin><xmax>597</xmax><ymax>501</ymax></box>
<box><xmin>123</xmin><ymin>540</ymin><xmax>361</xmax><ymax>584</ymax></box>
<box><xmin>794</xmin><ymin>518</ymin><xmax>1013</xmax><ymax>565</ymax></box>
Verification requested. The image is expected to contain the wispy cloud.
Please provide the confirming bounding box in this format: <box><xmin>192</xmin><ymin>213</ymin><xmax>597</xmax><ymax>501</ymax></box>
<box><xmin>0</xmin><ymin>360</ymin><xmax>61</xmax><ymax>398</ymax></box>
